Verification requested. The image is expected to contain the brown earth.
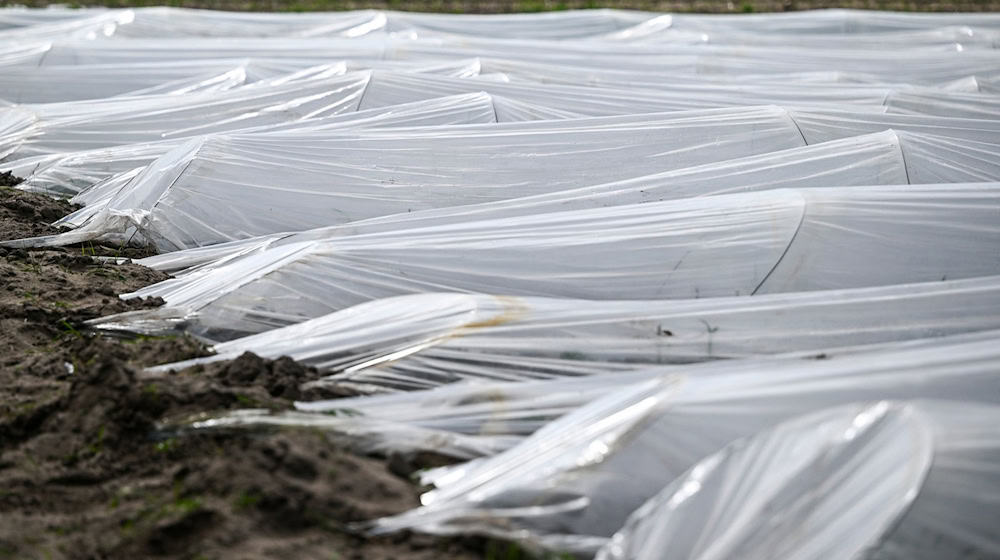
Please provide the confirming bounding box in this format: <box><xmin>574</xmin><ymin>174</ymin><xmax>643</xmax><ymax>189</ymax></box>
<box><xmin>0</xmin><ymin>182</ymin><xmax>489</xmax><ymax>560</ymax></box>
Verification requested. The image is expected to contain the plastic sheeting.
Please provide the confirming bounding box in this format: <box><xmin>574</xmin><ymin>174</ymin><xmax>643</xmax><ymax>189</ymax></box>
<box><xmin>92</xmin><ymin>183</ymin><xmax>1000</xmax><ymax>341</ymax></box>
<box><xmin>352</xmin><ymin>70</ymin><xmax>1000</xmax><ymax>118</ymax></box>
<box><xmin>0</xmin><ymin>106</ymin><xmax>34</xmax><ymax>160</ymax></box>
<box><xmin>8</xmin><ymin>68</ymin><xmax>900</xmax><ymax>164</ymax></box>
<box><xmin>6</xmin><ymin>62</ymin><xmax>999</xmax><ymax>159</ymax></box>
<box><xmin>41</xmin><ymin>93</ymin><xmax>997</xmax><ymax>203</ymax></box>
<box><xmin>0</xmin><ymin>67</ymin><xmax>900</xmax><ymax>160</ymax></box>
<box><xmin>148</xmin><ymin>275</ymin><xmax>1000</xmax><ymax>392</ymax></box>
<box><xmin>0</xmin><ymin>63</ymin><xmax>503</xmax><ymax>161</ymax></box>
<box><xmin>173</xmin><ymin>330</ymin><xmax>1000</xmax><ymax>462</ymax></box>
<box><xmin>13</xmin><ymin>67</ymin><xmax>996</xmax><ymax>206</ymax></box>
<box><xmin>0</xmin><ymin>68</ymin><xmax>367</xmax><ymax>160</ymax></box>
<box><xmin>0</xmin><ymin>61</ymin><xmax>262</xmax><ymax>104</ymax></box>
<box><xmin>789</xmin><ymin>107</ymin><xmax>1000</xmax><ymax>143</ymax></box>
<box><xmin>8</xmin><ymin>92</ymin><xmax>562</xmax><ymax>197</ymax></box>
<box><xmin>131</xmin><ymin>127</ymin><xmax>999</xmax><ymax>273</ymax></box>
<box><xmin>366</xmin><ymin>330</ymin><xmax>1000</xmax><ymax>554</ymax></box>
<box><xmin>469</xmin><ymin>57</ymin><xmax>970</xmax><ymax>90</ymax></box>
<box><xmin>0</xmin><ymin>60</ymin><xmax>482</xmax><ymax>157</ymax></box>
<box><xmin>596</xmin><ymin>400</ymin><xmax>1000</xmax><ymax>560</ymax></box>
<box><xmin>18</xmin><ymin>31</ymin><xmax>1000</xmax><ymax>86</ymax></box>
<box><xmin>29</xmin><ymin>126</ymin><xmax>1000</xmax><ymax>252</ymax></box>
<box><xmin>45</xmin><ymin>105</ymin><xmax>807</xmax><ymax>247</ymax></box>
<box><xmin>0</xmin><ymin>8</ymin><xmax>650</xmax><ymax>41</ymax></box>
<box><xmin>5</xmin><ymin>10</ymin><xmax>1000</xmax><ymax>557</ymax></box>
<box><xmin>17</xmin><ymin>105</ymin><xmax>994</xmax><ymax>218</ymax></box>
<box><xmin>8</xmin><ymin>8</ymin><xmax>1000</xmax><ymax>40</ymax></box>
<box><xmin>13</xmin><ymin>104</ymin><xmax>798</xmax><ymax>197</ymax></box>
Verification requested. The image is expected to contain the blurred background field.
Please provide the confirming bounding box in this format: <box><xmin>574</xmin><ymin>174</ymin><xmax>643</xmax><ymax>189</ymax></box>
<box><xmin>4</xmin><ymin>0</ymin><xmax>1000</xmax><ymax>13</ymax></box>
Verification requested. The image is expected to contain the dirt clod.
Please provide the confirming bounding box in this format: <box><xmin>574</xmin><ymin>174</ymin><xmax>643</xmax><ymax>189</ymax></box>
<box><xmin>0</xmin><ymin>170</ymin><xmax>22</xmax><ymax>187</ymax></box>
<box><xmin>1</xmin><ymin>180</ymin><xmax>79</xmax><ymax>239</ymax></box>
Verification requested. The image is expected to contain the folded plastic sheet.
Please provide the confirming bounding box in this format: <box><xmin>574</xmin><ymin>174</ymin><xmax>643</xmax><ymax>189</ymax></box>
<box><xmin>17</xmin><ymin>107</ymin><xmax>1000</xmax><ymax>249</ymax></box>
<box><xmin>187</xmin><ymin>372</ymin><xmax>662</xmax><ymax>460</ymax></box>
<box><xmin>9</xmin><ymin>8</ymin><xmax>1000</xmax><ymax>41</ymax></box>
<box><xmin>13</xmin><ymin>49</ymin><xmax>997</xmax><ymax>114</ymax></box>
<box><xmin>196</xmin><ymin>66</ymin><xmax>907</xmax><ymax>116</ymax></box>
<box><xmin>130</xmin><ymin>126</ymin><xmax>1000</xmax><ymax>274</ymax></box>
<box><xmin>2</xmin><ymin>38</ymin><xmax>385</xmax><ymax>68</ymax></box>
<box><xmin>13</xmin><ymin>22</ymin><xmax>1000</xmax><ymax>87</ymax></box>
<box><xmin>45</xmin><ymin>105</ymin><xmax>808</xmax><ymax>247</ymax></box>
<box><xmin>383</xmin><ymin>10</ymin><xmax>654</xmax><ymax>40</ymax></box>
<box><xmin>619</xmin><ymin>23</ymin><xmax>1000</xmax><ymax>49</ymax></box>
<box><xmin>4</xmin><ymin>7</ymin><xmax>647</xmax><ymax>40</ymax></box>
<box><xmin>123</xmin><ymin>8</ymin><xmax>648</xmax><ymax>40</ymax></box>
<box><xmin>0</xmin><ymin>69</ymin><xmax>370</xmax><ymax>160</ymax></box>
<box><xmin>0</xmin><ymin>41</ymin><xmax>56</xmax><ymax>68</ymax></box>
<box><xmin>596</xmin><ymin>400</ymin><xmax>1000</xmax><ymax>560</ymax></box>
<box><xmin>0</xmin><ymin>7</ymin><xmax>120</xmax><ymax>30</ymax></box>
<box><xmin>0</xmin><ymin>61</ymin><xmax>269</xmax><ymax>103</ymax></box>
<box><xmin>49</xmin><ymin>119</ymin><xmax>1000</xmax><ymax>253</ymax></box>
<box><xmin>788</xmin><ymin>108</ymin><xmax>1000</xmax><ymax>143</ymax></box>
<box><xmin>975</xmin><ymin>76</ymin><xmax>1000</xmax><ymax>94</ymax></box>
<box><xmin>8</xmin><ymin>45</ymin><xmax>998</xmax><ymax>120</ymax></box>
<box><xmin>886</xmin><ymin>88</ymin><xmax>1000</xmax><ymax>119</ymax></box>
<box><xmin>356</xmin><ymin>70</ymin><xmax>895</xmax><ymax>115</ymax></box>
<box><xmin>367</xmin><ymin>330</ymin><xmax>1000</xmax><ymax>554</ymax></box>
<box><xmin>97</xmin><ymin>184</ymin><xmax>1000</xmax><ymax>341</ymax></box>
<box><xmin>696</xmin><ymin>51</ymin><xmax>1000</xmax><ymax>87</ymax></box>
<box><xmin>173</xmin><ymin>330</ymin><xmax>1000</xmax><ymax>464</ymax></box>
<box><xmin>149</xmin><ymin>275</ymin><xmax>1000</xmax><ymax>392</ymax></box>
<box><xmin>2</xmin><ymin>102</ymin><xmax>783</xmax><ymax>197</ymax></box>
<box><xmin>0</xmin><ymin>62</ymin><xmax>487</xmax><ymax>155</ymax></box>
<box><xmin>366</xmin><ymin>71</ymin><xmax>1000</xmax><ymax>119</ymax></box>
<box><xmin>117</xmin><ymin>129</ymin><xmax>915</xmax><ymax>271</ymax></box>
<box><xmin>316</xmin><ymin>62</ymin><xmax>1000</xmax><ymax>119</ymax></box>
<box><xmin>389</xmin><ymin>38</ymin><xmax>1000</xmax><ymax>85</ymax></box>
<box><xmin>0</xmin><ymin>9</ymin><xmax>134</xmax><ymax>41</ymax></box>
<box><xmin>468</xmin><ymin>58</ymin><xmax>980</xmax><ymax>93</ymax></box>
<box><xmin>90</xmin><ymin>8</ymin><xmax>395</xmax><ymax>39</ymax></box>
<box><xmin>7</xmin><ymin>63</ymin><xmax>923</xmax><ymax>163</ymax></box>
<box><xmin>8</xmin><ymin>92</ymin><xmax>551</xmax><ymax>197</ymax></box>
<box><xmin>659</xmin><ymin>9</ymin><xmax>1000</xmax><ymax>33</ymax></box>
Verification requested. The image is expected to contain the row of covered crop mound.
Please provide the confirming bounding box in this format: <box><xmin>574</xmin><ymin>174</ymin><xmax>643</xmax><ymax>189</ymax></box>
<box><xmin>3</xmin><ymin>6</ymin><xmax>1000</xmax><ymax>559</ymax></box>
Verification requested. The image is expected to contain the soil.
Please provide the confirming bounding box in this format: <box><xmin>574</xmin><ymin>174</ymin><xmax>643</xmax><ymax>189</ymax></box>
<box><xmin>0</xmin><ymin>182</ymin><xmax>487</xmax><ymax>560</ymax></box>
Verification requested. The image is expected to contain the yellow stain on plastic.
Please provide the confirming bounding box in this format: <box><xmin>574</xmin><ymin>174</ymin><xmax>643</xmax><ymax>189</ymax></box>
<box><xmin>457</xmin><ymin>295</ymin><xmax>529</xmax><ymax>331</ymax></box>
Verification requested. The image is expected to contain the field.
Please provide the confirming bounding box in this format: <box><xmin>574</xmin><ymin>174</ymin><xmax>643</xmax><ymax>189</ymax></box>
<box><xmin>2</xmin><ymin>7</ymin><xmax>1000</xmax><ymax>560</ymax></box>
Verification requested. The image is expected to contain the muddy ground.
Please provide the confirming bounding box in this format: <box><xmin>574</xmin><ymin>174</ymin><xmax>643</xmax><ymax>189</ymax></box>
<box><xmin>0</xmin><ymin>181</ymin><xmax>491</xmax><ymax>560</ymax></box>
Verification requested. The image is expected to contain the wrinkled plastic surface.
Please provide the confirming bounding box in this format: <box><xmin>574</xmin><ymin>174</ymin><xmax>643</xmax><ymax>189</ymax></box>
<box><xmin>32</xmin><ymin>114</ymin><xmax>1000</xmax><ymax>250</ymax></box>
<box><xmin>150</xmin><ymin>275</ymin><xmax>1000</xmax><ymax>392</ymax></box>
<box><xmin>175</xmin><ymin>331</ymin><xmax>1000</xmax><ymax>463</ymax></box>
<box><xmin>367</xmin><ymin>330</ymin><xmax>1000</xmax><ymax>554</ymax></box>
<box><xmin>0</xmin><ymin>60</ymin><xmax>501</xmax><ymax>161</ymax></box>
<box><xmin>0</xmin><ymin>61</ymin><xmax>260</xmax><ymax>103</ymax></box>
<box><xmin>53</xmin><ymin>105</ymin><xmax>809</xmax><ymax>248</ymax></box>
<box><xmin>7</xmin><ymin>92</ymin><xmax>548</xmax><ymax>197</ymax></box>
<box><xmin>130</xmin><ymin>127</ymin><xmax>994</xmax><ymax>273</ymax></box>
<box><xmin>596</xmin><ymin>400</ymin><xmax>1000</xmax><ymax>560</ymax></box>
<box><xmin>7</xmin><ymin>7</ymin><xmax>1000</xmax><ymax>40</ymax></box>
<box><xmin>95</xmin><ymin>184</ymin><xmax>1000</xmax><ymax>341</ymax></box>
